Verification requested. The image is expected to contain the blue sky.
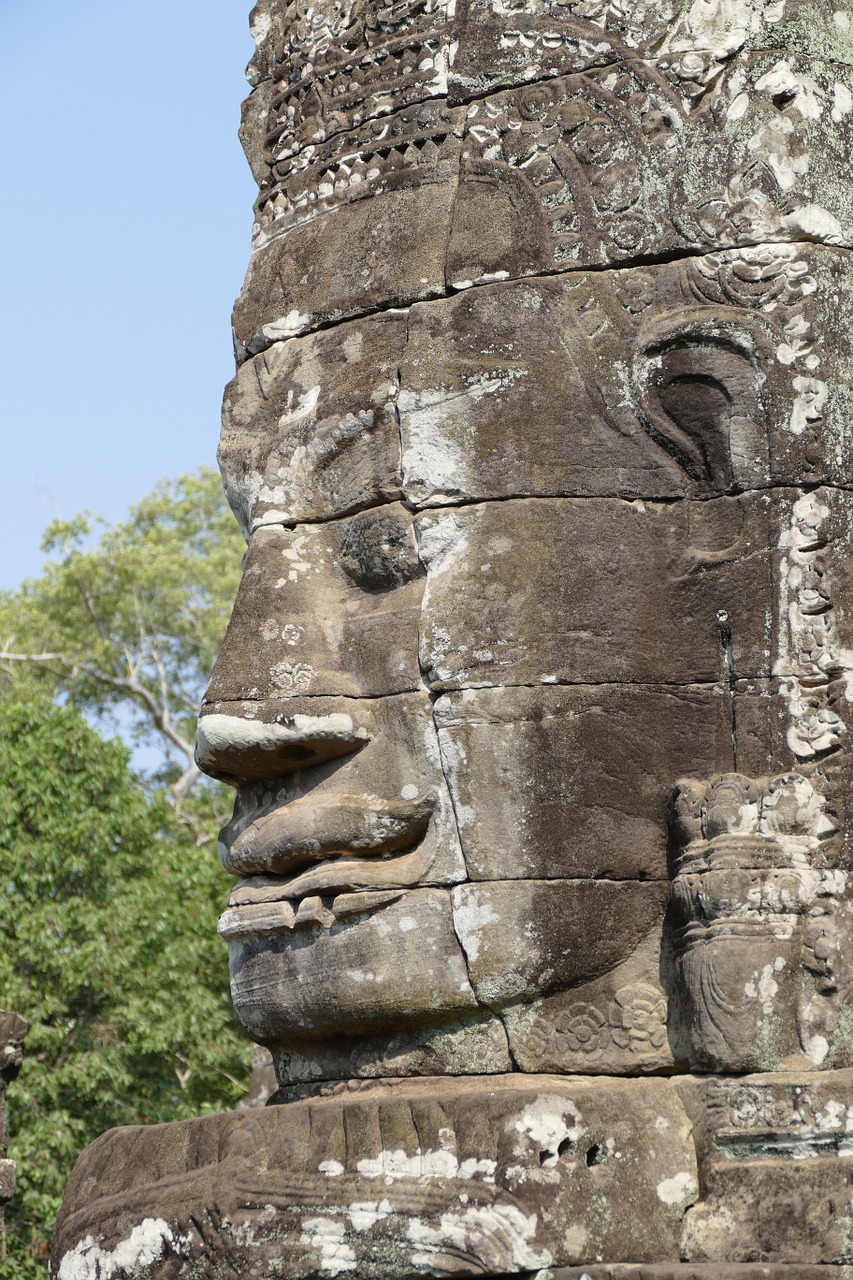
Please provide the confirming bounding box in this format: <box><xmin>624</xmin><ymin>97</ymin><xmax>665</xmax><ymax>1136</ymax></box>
<box><xmin>0</xmin><ymin>0</ymin><xmax>256</xmax><ymax>590</ymax></box>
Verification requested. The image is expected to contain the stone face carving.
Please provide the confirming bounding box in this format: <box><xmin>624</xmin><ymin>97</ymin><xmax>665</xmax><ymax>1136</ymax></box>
<box><xmin>50</xmin><ymin>0</ymin><xmax>853</xmax><ymax>1275</ymax></box>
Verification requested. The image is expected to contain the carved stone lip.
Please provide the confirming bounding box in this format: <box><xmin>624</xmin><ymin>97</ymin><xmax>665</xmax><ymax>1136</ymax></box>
<box><xmin>219</xmin><ymin>886</ymin><xmax>408</xmax><ymax>939</ymax></box>
<box><xmin>218</xmin><ymin>795</ymin><xmax>440</xmax><ymax>905</ymax></box>
<box><xmin>218</xmin><ymin>793</ymin><xmax>435</xmax><ymax>879</ymax></box>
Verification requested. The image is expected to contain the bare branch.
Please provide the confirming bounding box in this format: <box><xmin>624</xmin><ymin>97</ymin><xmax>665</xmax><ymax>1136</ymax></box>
<box><xmin>171</xmin><ymin>760</ymin><xmax>201</xmax><ymax>802</ymax></box>
<box><xmin>1</xmin><ymin>647</ymin><xmax>196</xmax><ymax>773</ymax></box>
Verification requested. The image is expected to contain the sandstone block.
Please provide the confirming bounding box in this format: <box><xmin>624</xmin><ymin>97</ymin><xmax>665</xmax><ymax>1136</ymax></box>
<box><xmin>401</xmin><ymin>248</ymin><xmax>853</xmax><ymax>504</ymax></box>
<box><xmin>220</xmin><ymin>312</ymin><xmax>407</xmax><ymax>534</ymax></box>
<box><xmin>51</xmin><ymin>1075</ymin><xmax>698</xmax><ymax>1278</ymax></box>
<box><xmin>225</xmin><ymin>887</ymin><xmax>479</xmax><ymax>1044</ymax></box>
<box><xmin>417</xmin><ymin>495</ymin><xmax>775</xmax><ymax>688</ymax></box>
<box><xmin>204</xmin><ymin>504</ymin><xmax>424</xmax><ymax>702</ymax></box>
<box><xmin>435</xmin><ymin>683</ymin><xmax>764</xmax><ymax>882</ymax></box>
<box><xmin>451</xmin><ymin>879</ymin><xmax>670</xmax><ymax>1006</ymax></box>
<box><xmin>679</xmin><ymin>1070</ymin><xmax>853</xmax><ymax>1265</ymax></box>
<box><xmin>233</xmin><ymin>158</ymin><xmax>458</xmax><ymax>355</ymax></box>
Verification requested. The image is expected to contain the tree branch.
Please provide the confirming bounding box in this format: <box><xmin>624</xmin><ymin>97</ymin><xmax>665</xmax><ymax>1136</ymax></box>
<box><xmin>0</xmin><ymin>646</ymin><xmax>198</xmax><ymax>793</ymax></box>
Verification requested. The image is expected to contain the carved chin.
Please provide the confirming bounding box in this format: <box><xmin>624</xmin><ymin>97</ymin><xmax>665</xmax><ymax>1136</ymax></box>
<box><xmin>225</xmin><ymin>878</ymin><xmax>671</xmax><ymax>1047</ymax></box>
<box><xmin>226</xmin><ymin>888</ymin><xmax>478</xmax><ymax>1043</ymax></box>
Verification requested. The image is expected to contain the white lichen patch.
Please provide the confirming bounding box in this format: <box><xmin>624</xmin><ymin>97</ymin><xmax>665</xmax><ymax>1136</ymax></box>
<box><xmin>259</xmin><ymin>310</ymin><xmax>313</xmax><ymax>343</ymax></box>
<box><xmin>355</xmin><ymin>1143</ymin><xmax>497</xmax><ymax>1183</ymax></box>
<box><xmin>450</xmin><ymin>889</ymin><xmax>500</xmax><ymax>963</ymax></box>
<box><xmin>563</xmin><ymin>1223</ymin><xmax>588</xmax><ymax>1256</ymax></box>
<box><xmin>249</xmin><ymin>11</ymin><xmax>273</xmax><ymax>45</ymax></box>
<box><xmin>406</xmin><ymin>1204</ymin><xmax>550</xmax><ymax>1272</ymax></box>
<box><xmin>805</xmin><ymin>1033</ymin><xmax>830</xmax><ymax>1066</ymax></box>
<box><xmin>196</xmin><ymin>712</ymin><xmax>361</xmax><ymax>770</ymax></box>
<box><xmin>400</xmin><ymin>388</ymin><xmax>471</xmax><ymax>504</ymax></box>
<box><xmin>747</xmin><ymin>115</ymin><xmax>807</xmax><ymax>192</ymax></box>
<box><xmin>656</xmin><ymin>1171</ymin><xmax>699</xmax><ymax>1207</ymax></box>
<box><xmin>512</xmin><ymin>1096</ymin><xmax>584</xmax><ymax>1165</ymax></box>
<box><xmin>744</xmin><ymin>962</ymin><xmax>782</xmax><ymax>1015</ymax></box>
<box><xmin>664</xmin><ymin>0</ymin><xmax>787</xmax><ymax>60</ymax></box>
<box><xmin>755</xmin><ymin>61</ymin><xmax>825</xmax><ymax>121</ymax></box>
<box><xmin>300</xmin><ymin>1218</ymin><xmax>357</xmax><ymax>1275</ymax></box>
<box><xmin>832</xmin><ymin>83</ymin><xmax>853</xmax><ymax>121</ymax></box>
<box><xmin>57</xmin><ymin>1220</ymin><xmax>184</xmax><ymax>1280</ymax></box>
<box><xmin>348</xmin><ymin>1200</ymin><xmax>394</xmax><ymax>1231</ymax></box>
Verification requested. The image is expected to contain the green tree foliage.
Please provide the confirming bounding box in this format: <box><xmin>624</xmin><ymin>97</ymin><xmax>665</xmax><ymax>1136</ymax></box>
<box><xmin>0</xmin><ymin>695</ymin><xmax>250</xmax><ymax>1275</ymax></box>
<box><xmin>0</xmin><ymin>468</ymin><xmax>245</xmax><ymax>800</ymax></box>
<box><xmin>0</xmin><ymin>471</ymin><xmax>252</xmax><ymax>1274</ymax></box>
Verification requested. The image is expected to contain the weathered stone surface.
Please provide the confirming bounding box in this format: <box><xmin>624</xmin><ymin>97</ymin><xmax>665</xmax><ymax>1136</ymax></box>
<box><xmin>435</xmin><ymin>683</ymin><xmax>761</xmax><ymax>882</ymax></box>
<box><xmin>198</xmin><ymin>692</ymin><xmax>465</xmax><ymax>888</ymax></box>
<box><xmin>51</xmin><ymin>1075</ymin><xmax>699</xmax><ymax>1278</ymax></box>
<box><xmin>204</xmin><ymin>504</ymin><xmax>424</xmax><ymax>701</ymax></box>
<box><xmin>236</xmin><ymin>43</ymin><xmax>853</xmax><ymax>347</ymax></box>
<box><xmin>51</xmin><ymin>1071</ymin><xmax>853</xmax><ymax>1277</ymax></box>
<box><xmin>450</xmin><ymin>0</ymin><xmax>853</xmax><ymax>99</ymax></box>
<box><xmin>418</xmin><ymin>487</ymin><xmax>853</xmax><ymax>691</ymax></box>
<box><xmin>552</xmin><ymin>1269</ymin><xmax>852</xmax><ymax>1279</ymax></box>
<box><xmin>418</xmin><ymin>494</ymin><xmax>775</xmax><ymax>688</ymax></box>
<box><xmin>401</xmin><ymin>247</ymin><xmax>853</xmax><ymax>503</ymax></box>
<box><xmin>233</xmin><ymin>155</ymin><xmax>458</xmax><ymax>356</ymax></box>
<box><xmin>452</xmin><ymin>879</ymin><xmax>669</xmax><ymax>1006</ymax></box>
<box><xmin>502</xmin><ymin>927</ymin><xmax>684</xmax><ymax>1074</ymax></box>
<box><xmin>225</xmin><ymin>886</ymin><xmax>479</xmax><ymax>1041</ymax></box>
<box><xmin>269</xmin><ymin>1008</ymin><xmax>512</xmax><ymax>1087</ymax></box>
<box><xmin>449</xmin><ymin>52</ymin><xmax>853</xmax><ymax>284</ymax></box>
<box><xmin>670</xmin><ymin>771</ymin><xmax>853</xmax><ymax>1073</ymax></box>
<box><xmin>679</xmin><ymin>1069</ymin><xmax>853</xmax><ymax>1264</ymax></box>
<box><xmin>220</xmin><ymin>312</ymin><xmax>407</xmax><ymax>534</ymax></box>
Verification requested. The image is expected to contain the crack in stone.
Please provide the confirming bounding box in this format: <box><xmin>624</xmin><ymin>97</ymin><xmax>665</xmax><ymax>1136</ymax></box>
<box><xmin>238</xmin><ymin>235</ymin><xmax>853</xmax><ymax>362</ymax></box>
<box><xmin>242</xmin><ymin>482</ymin><xmax>853</xmax><ymax>542</ymax></box>
<box><xmin>202</xmin><ymin>674</ymin><xmax>783</xmax><ymax>712</ymax></box>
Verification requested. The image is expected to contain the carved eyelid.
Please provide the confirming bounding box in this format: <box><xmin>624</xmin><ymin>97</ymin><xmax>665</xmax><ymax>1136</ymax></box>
<box><xmin>335</xmin><ymin>504</ymin><xmax>424</xmax><ymax>589</ymax></box>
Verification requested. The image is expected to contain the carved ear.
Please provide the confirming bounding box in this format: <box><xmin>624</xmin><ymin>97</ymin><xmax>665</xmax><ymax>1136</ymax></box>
<box><xmin>633</xmin><ymin>312</ymin><xmax>769</xmax><ymax>493</ymax></box>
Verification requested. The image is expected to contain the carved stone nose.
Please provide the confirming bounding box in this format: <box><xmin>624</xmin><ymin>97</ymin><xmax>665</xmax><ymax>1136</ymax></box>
<box><xmin>194</xmin><ymin>708</ymin><xmax>368</xmax><ymax>783</ymax></box>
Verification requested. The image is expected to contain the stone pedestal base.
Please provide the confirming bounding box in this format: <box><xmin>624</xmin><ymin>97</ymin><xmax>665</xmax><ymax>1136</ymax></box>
<box><xmin>51</xmin><ymin>1072</ymin><xmax>853</xmax><ymax>1278</ymax></box>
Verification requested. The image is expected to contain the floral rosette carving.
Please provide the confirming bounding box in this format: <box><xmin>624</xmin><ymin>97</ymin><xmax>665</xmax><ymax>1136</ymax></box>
<box><xmin>609</xmin><ymin>984</ymin><xmax>668</xmax><ymax>1056</ymax></box>
<box><xmin>556</xmin><ymin>1003</ymin><xmax>610</xmax><ymax>1057</ymax></box>
<box><xmin>526</xmin><ymin>987</ymin><xmax>669</xmax><ymax>1068</ymax></box>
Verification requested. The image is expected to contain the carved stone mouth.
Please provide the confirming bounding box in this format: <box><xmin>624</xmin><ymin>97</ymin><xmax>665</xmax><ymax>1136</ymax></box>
<box><xmin>218</xmin><ymin>887</ymin><xmax>406</xmax><ymax>939</ymax></box>
<box><xmin>217</xmin><ymin>793</ymin><xmax>441</xmax><ymax>918</ymax></box>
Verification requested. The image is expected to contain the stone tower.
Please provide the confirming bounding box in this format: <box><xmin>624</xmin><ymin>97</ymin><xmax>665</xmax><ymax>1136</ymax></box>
<box><xmin>52</xmin><ymin>1</ymin><xmax>853</xmax><ymax>1275</ymax></box>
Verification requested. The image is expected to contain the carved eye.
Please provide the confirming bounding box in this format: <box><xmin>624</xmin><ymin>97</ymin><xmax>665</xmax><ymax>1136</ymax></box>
<box><xmin>336</xmin><ymin>505</ymin><xmax>423</xmax><ymax>591</ymax></box>
<box><xmin>640</xmin><ymin>339</ymin><xmax>764</xmax><ymax>492</ymax></box>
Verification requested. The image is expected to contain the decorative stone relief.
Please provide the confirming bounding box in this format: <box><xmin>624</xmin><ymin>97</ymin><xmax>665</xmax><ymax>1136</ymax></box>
<box><xmin>670</xmin><ymin>771</ymin><xmax>853</xmax><ymax>1071</ymax></box>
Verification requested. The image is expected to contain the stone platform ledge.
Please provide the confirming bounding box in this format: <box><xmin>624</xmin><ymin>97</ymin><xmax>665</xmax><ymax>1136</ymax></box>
<box><xmin>529</xmin><ymin>1270</ymin><xmax>853</xmax><ymax>1279</ymax></box>
<box><xmin>51</xmin><ymin>1072</ymin><xmax>853</xmax><ymax>1279</ymax></box>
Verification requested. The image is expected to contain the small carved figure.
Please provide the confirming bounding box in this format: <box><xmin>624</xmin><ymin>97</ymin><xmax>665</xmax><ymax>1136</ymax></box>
<box><xmin>670</xmin><ymin>772</ymin><xmax>847</xmax><ymax>1071</ymax></box>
